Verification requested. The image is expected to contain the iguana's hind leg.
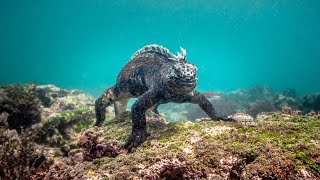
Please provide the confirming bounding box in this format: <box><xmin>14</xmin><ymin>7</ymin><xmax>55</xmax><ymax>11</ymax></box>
<box><xmin>94</xmin><ymin>87</ymin><xmax>116</xmax><ymax>126</ymax></box>
<box><xmin>114</xmin><ymin>98</ymin><xmax>130</xmax><ymax>116</ymax></box>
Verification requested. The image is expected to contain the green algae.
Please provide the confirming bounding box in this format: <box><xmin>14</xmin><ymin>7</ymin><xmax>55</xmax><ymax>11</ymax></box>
<box><xmin>46</xmin><ymin>111</ymin><xmax>320</xmax><ymax>179</ymax></box>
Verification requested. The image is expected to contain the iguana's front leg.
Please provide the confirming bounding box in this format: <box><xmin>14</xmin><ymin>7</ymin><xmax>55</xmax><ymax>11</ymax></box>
<box><xmin>94</xmin><ymin>87</ymin><xmax>116</xmax><ymax>126</ymax></box>
<box><xmin>186</xmin><ymin>90</ymin><xmax>234</xmax><ymax>121</ymax></box>
<box><xmin>124</xmin><ymin>90</ymin><xmax>162</xmax><ymax>151</ymax></box>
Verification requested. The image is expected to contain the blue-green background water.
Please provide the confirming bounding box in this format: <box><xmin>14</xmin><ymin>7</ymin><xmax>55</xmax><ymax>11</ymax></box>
<box><xmin>1</xmin><ymin>0</ymin><xmax>320</xmax><ymax>96</ymax></box>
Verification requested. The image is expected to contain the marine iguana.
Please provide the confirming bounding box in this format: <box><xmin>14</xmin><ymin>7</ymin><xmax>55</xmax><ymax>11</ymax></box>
<box><xmin>95</xmin><ymin>44</ymin><xmax>233</xmax><ymax>151</ymax></box>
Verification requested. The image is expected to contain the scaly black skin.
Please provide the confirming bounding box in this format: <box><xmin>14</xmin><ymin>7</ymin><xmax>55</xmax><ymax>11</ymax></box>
<box><xmin>94</xmin><ymin>46</ymin><xmax>234</xmax><ymax>151</ymax></box>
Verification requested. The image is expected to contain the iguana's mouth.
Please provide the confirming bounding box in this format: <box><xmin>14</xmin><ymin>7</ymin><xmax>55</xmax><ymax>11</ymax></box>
<box><xmin>176</xmin><ymin>80</ymin><xmax>196</xmax><ymax>86</ymax></box>
<box><xmin>173</xmin><ymin>77</ymin><xmax>197</xmax><ymax>88</ymax></box>
<box><xmin>165</xmin><ymin>74</ymin><xmax>197</xmax><ymax>93</ymax></box>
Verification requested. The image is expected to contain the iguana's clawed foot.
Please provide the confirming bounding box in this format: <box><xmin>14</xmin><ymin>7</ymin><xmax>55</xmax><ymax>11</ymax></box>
<box><xmin>215</xmin><ymin>116</ymin><xmax>237</xmax><ymax>122</ymax></box>
<box><xmin>93</xmin><ymin>121</ymin><xmax>103</xmax><ymax>127</ymax></box>
<box><xmin>124</xmin><ymin>130</ymin><xmax>148</xmax><ymax>152</ymax></box>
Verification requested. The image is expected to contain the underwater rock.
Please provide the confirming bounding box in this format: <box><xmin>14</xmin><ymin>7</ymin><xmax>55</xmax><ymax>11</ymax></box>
<box><xmin>256</xmin><ymin>113</ymin><xmax>274</xmax><ymax>121</ymax></box>
<box><xmin>227</xmin><ymin>113</ymin><xmax>255</xmax><ymax>126</ymax></box>
<box><xmin>281</xmin><ymin>106</ymin><xmax>302</xmax><ymax>116</ymax></box>
<box><xmin>282</xmin><ymin>88</ymin><xmax>297</xmax><ymax>98</ymax></box>
<box><xmin>282</xmin><ymin>106</ymin><xmax>292</xmax><ymax>115</ymax></box>
<box><xmin>308</xmin><ymin>110</ymin><xmax>316</xmax><ymax>116</ymax></box>
<box><xmin>36</xmin><ymin>85</ymin><xmax>69</xmax><ymax>107</ymax></box>
<box><xmin>29</xmin><ymin>85</ymin><xmax>98</xmax><ymax>150</ymax></box>
<box><xmin>142</xmin><ymin>158</ymin><xmax>189</xmax><ymax>179</ymax></box>
<box><xmin>218</xmin><ymin>90</ymin><xmax>250</xmax><ymax>112</ymax></box>
<box><xmin>2</xmin><ymin>83</ymin><xmax>320</xmax><ymax>179</ymax></box>
<box><xmin>247</xmin><ymin>85</ymin><xmax>277</xmax><ymax>102</ymax></box>
<box><xmin>0</xmin><ymin>127</ymin><xmax>52</xmax><ymax>179</ymax></box>
<box><xmin>36</xmin><ymin>84</ymin><xmax>95</xmax><ymax>118</ymax></box>
<box><xmin>0</xmin><ymin>112</ymin><xmax>9</xmax><ymax>126</ymax></box>
<box><xmin>227</xmin><ymin>112</ymin><xmax>254</xmax><ymax>121</ymax></box>
<box><xmin>0</xmin><ymin>84</ymin><xmax>41</xmax><ymax>131</ymax></box>
<box><xmin>210</xmin><ymin>86</ymin><xmax>277</xmax><ymax>118</ymax></box>
<box><xmin>146</xmin><ymin>113</ymin><xmax>167</xmax><ymax>126</ymax></box>
<box><xmin>247</xmin><ymin>101</ymin><xmax>277</xmax><ymax>117</ymax></box>
<box><xmin>43</xmin><ymin>113</ymin><xmax>320</xmax><ymax>179</ymax></box>
<box><xmin>274</xmin><ymin>93</ymin><xmax>300</xmax><ymax>110</ymax></box>
<box><xmin>299</xmin><ymin>93</ymin><xmax>320</xmax><ymax>114</ymax></box>
<box><xmin>292</xmin><ymin>109</ymin><xmax>302</xmax><ymax>115</ymax></box>
<box><xmin>32</xmin><ymin>106</ymin><xmax>96</xmax><ymax>149</ymax></box>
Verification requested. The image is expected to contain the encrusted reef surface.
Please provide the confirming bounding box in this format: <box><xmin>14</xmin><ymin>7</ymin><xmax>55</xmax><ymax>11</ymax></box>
<box><xmin>0</xmin><ymin>84</ymin><xmax>99</xmax><ymax>179</ymax></box>
<box><xmin>0</xmin><ymin>84</ymin><xmax>320</xmax><ymax>179</ymax></box>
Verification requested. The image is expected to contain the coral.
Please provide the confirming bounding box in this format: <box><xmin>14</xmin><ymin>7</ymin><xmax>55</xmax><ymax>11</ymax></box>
<box><xmin>78</xmin><ymin>129</ymin><xmax>120</xmax><ymax>161</ymax></box>
<box><xmin>0</xmin><ymin>84</ymin><xmax>41</xmax><ymax>132</ymax></box>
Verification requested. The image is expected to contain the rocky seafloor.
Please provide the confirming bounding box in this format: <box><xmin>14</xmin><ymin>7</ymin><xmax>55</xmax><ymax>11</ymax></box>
<box><xmin>0</xmin><ymin>84</ymin><xmax>319</xmax><ymax>179</ymax></box>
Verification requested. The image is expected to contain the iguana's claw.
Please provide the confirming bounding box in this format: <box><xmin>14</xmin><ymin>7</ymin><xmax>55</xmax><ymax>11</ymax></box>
<box><xmin>124</xmin><ymin>130</ymin><xmax>147</xmax><ymax>152</ymax></box>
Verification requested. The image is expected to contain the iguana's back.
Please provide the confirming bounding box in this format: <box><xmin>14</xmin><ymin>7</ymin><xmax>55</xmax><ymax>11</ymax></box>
<box><xmin>115</xmin><ymin>45</ymin><xmax>178</xmax><ymax>96</ymax></box>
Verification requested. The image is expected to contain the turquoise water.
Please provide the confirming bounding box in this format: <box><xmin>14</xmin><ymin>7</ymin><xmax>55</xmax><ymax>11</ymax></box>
<box><xmin>1</xmin><ymin>0</ymin><xmax>320</xmax><ymax>96</ymax></box>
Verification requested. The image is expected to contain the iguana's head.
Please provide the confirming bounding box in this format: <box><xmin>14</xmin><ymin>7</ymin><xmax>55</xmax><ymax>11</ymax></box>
<box><xmin>163</xmin><ymin>47</ymin><xmax>198</xmax><ymax>93</ymax></box>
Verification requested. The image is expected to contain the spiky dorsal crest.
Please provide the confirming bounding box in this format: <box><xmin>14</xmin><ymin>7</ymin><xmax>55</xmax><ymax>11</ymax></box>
<box><xmin>129</xmin><ymin>44</ymin><xmax>187</xmax><ymax>62</ymax></box>
<box><xmin>169</xmin><ymin>47</ymin><xmax>187</xmax><ymax>61</ymax></box>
